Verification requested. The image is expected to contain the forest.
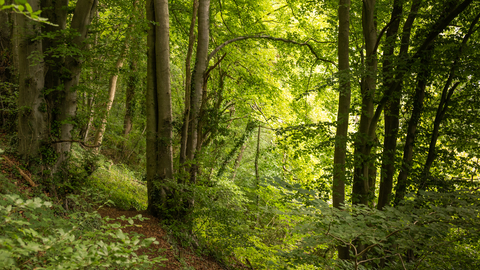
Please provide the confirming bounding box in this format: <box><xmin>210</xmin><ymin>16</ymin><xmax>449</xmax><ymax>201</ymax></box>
<box><xmin>0</xmin><ymin>0</ymin><xmax>480</xmax><ymax>269</ymax></box>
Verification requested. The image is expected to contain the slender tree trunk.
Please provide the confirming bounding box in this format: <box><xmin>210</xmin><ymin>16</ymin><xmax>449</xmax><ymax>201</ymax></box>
<box><xmin>123</xmin><ymin>60</ymin><xmax>137</xmax><ymax>137</ymax></box>
<box><xmin>80</xmin><ymin>93</ymin><xmax>96</xmax><ymax>142</ymax></box>
<box><xmin>146</xmin><ymin>0</ymin><xmax>174</xmax><ymax>217</ymax></box>
<box><xmin>0</xmin><ymin>8</ymin><xmax>13</xmax><ymax>129</ymax></box>
<box><xmin>232</xmin><ymin>143</ymin><xmax>247</xmax><ymax>181</ymax></box>
<box><xmin>186</xmin><ymin>0</ymin><xmax>210</xmax><ymax>184</ymax></box>
<box><xmin>377</xmin><ymin>0</ymin><xmax>402</xmax><ymax>209</ymax></box>
<box><xmin>394</xmin><ymin>46</ymin><xmax>433</xmax><ymax>205</ymax></box>
<box><xmin>393</xmin><ymin>0</ymin><xmax>474</xmax><ymax>204</ymax></box>
<box><xmin>352</xmin><ymin>0</ymin><xmax>377</xmax><ymax>206</ymax></box>
<box><xmin>93</xmin><ymin>44</ymin><xmax>128</xmax><ymax>150</ymax></box>
<box><xmin>180</xmin><ymin>0</ymin><xmax>199</xmax><ymax>167</ymax></box>
<box><xmin>332</xmin><ymin>0</ymin><xmax>351</xmax><ymax>260</ymax></box>
<box><xmin>122</xmin><ymin>0</ymin><xmax>140</xmax><ymax>139</ymax></box>
<box><xmin>421</xmin><ymin>13</ymin><xmax>480</xmax><ymax>188</ymax></box>
<box><xmin>255</xmin><ymin>125</ymin><xmax>261</xmax><ymax>206</ymax></box>
<box><xmin>378</xmin><ymin>0</ymin><xmax>420</xmax><ymax>209</ymax></box>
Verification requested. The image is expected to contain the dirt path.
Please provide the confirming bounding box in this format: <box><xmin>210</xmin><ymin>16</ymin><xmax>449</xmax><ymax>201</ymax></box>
<box><xmin>98</xmin><ymin>207</ymin><xmax>224</xmax><ymax>270</ymax></box>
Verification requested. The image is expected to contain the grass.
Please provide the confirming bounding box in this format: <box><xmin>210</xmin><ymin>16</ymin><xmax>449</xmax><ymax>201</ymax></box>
<box><xmin>88</xmin><ymin>164</ymin><xmax>148</xmax><ymax>210</ymax></box>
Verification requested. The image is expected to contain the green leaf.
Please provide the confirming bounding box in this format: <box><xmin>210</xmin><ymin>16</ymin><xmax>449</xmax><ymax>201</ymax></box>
<box><xmin>15</xmin><ymin>0</ymin><xmax>27</xmax><ymax>4</ymax></box>
<box><xmin>25</xmin><ymin>3</ymin><xmax>32</xmax><ymax>14</ymax></box>
<box><xmin>115</xmin><ymin>229</ymin><xmax>125</xmax><ymax>240</ymax></box>
<box><xmin>0</xmin><ymin>1</ymin><xmax>5</xmax><ymax>8</ymax></box>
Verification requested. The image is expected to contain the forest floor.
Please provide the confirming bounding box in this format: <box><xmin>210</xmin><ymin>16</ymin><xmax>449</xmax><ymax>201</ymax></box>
<box><xmin>0</xmin><ymin>135</ymin><xmax>227</xmax><ymax>269</ymax></box>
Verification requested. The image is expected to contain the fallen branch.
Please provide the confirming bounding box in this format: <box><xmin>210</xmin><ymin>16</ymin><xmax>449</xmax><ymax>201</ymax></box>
<box><xmin>2</xmin><ymin>155</ymin><xmax>36</xmax><ymax>187</ymax></box>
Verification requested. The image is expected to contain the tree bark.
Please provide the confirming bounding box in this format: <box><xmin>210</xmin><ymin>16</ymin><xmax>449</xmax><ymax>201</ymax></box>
<box><xmin>20</xmin><ymin>0</ymin><xmax>97</xmax><ymax>174</ymax></box>
<box><xmin>393</xmin><ymin>46</ymin><xmax>433</xmax><ymax>205</ymax></box>
<box><xmin>15</xmin><ymin>0</ymin><xmax>47</xmax><ymax>160</ymax></box>
<box><xmin>92</xmin><ymin>43</ymin><xmax>128</xmax><ymax>150</ymax></box>
<box><xmin>255</xmin><ymin>124</ymin><xmax>261</xmax><ymax>206</ymax></box>
<box><xmin>377</xmin><ymin>0</ymin><xmax>422</xmax><ymax>210</ymax></box>
<box><xmin>179</xmin><ymin>0</ymin><xmax>199</xmax><ymax>167</ymax></box>
<box><xmin>123</xmin><ymin>60</ymin><xmax>137</xmax><ymax>137</ymax></box>
<box><xmin>352</xmin><ymin>0</ymin><xmax>377</xmax><ymax>206</ymax></box>
<box><xmin>332</xmin><ymin>0</ymin><xmax>350</xmax><ymax>260</ymax></box>
<box><xmin>146</xmin><ymin>0</ymin><xmax>174</xmax><ymax>217</ymax></box>
<box><xmin>185</xmin><ymin>0</ymin><xmax>210</xmax><ymax>184</ymax></box>
<box><xmin>52</xmin><ymin>0</ymin><xmax>97</xmax><ymax>170</ymax></box>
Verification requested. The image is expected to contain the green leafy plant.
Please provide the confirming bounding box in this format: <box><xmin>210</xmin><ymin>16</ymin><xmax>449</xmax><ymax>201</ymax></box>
<box><xmin>0</xmin><ymin>0</ymin><xmax>54</xmax><ymax>25</ymax></box>
<box><xmin>0</xmin><ymin>194</ymin><xmax>166</xmax><ymax>269</ymax></box>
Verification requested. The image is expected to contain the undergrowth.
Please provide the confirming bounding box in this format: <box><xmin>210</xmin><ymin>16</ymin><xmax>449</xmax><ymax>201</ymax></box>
<box><xmin>0</xmin><ymin>192</ymin><xmax>165</xmax><ymax>269</ymax></box>
<box><xmin>70</xmin><ymin>144</ymin><xmax>147</xmax><ymax>211</ymax></box>
<box><xmin>0</xmin><ymin>145</ymin><xmax>158</xmax><ymax>270</ymax></box>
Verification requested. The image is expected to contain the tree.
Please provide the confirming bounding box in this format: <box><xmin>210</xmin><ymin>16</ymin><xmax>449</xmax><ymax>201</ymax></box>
<box><xmin>351</xmin><ymin>0</ymin><xmax>377</xmax><ymax>206</ymax></box>
<box><xmin>332</xmin><ymin>0</ymin><xmax>351</xmax><ymax>260</ymax></box>
<box><xmin>145</xmin><ymin>0</ymin><xmax>174</xmax><ymax>217</ymax></box>
<box><xmin>184</xmin><ymin>0</ymin><xmax>210</xmax><ymax>186</ymax></box>
<box><xmin>15</xmin><ymin>0</ymin><xmax>97</xmax><ymax>174</ymax></box>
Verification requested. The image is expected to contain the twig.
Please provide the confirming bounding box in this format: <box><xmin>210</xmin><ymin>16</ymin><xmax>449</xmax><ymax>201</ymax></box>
<box><xmin>397</xmin><ymin>253</ymin><xmax>407</xmax><ymax>270</ymax></box>
<box><xmin>2</xmin><ymin>156</ymin><xmax>36</xmax><ymax>187</ymax></box>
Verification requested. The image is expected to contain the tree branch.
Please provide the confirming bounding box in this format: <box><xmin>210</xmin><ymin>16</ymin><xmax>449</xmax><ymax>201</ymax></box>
<box><xmin>3</xmin><ymin>156</ymin><xmax>36</xmax><ymax>187</ymax></box>
<box><xmin>208</xmin><ymin>34</ymin><xmax>337</xmax><ymax>67</ymax></box>
<box><xmin>412</xmin><ymin>0</ymin><xmax>474</xmax><ymax>59</ymax></box>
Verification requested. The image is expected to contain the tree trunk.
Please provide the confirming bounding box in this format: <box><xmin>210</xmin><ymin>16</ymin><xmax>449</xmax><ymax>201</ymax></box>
<box><xmin>255</xmin><ymin>124</ymin><xmax>261</xmax><ymax>206</ymax></box>
<box><xmin>185</xmin><ymin>0</ymin><xmax>210</xmax><ymax>184</ymax></box>
<box><xmin>378</xmin><ymin>0</ymin><xmax>420</xmax><ymax>209</ymax></box>
<box><xmin>232</xmin><ymin>143</ymin><xmax>247</xmax><ymax>182</ymax></box>
<box><xmin>93</xmin><ymin>44</ymin><xmax>128</xmax><ymax>150</ymax></box>
<box><xmin>332</xmin><ymin>0</ymin><xmax>351</xmax><ymax>260</ymax></box>
<box><xmin>394</xmin><ymin>46</ymin><xmax>433</xmax><ymax>205</ymax></box>
<box><xmin>179</xmin><ymin>0</ymin><xmax>199</xmax><ymax>167</ymax></box>
<box><xmin>421</xmin><ymin>13</ymin><xmax>480</xmax><ymax>188</ymax></box>
<box><xmin>352</xmin><ymin>0</ymin><xmax>377</xmax><ymax>206</ymax></box>
<box><xmin>52</xmin><ymin>0</ymin><xmax>97</xmax><ymax>171</ymax></box>
<box><xmin>123</xmin><ymin>59</ymin><xmax>137</xmax><ymax>138</ymax></box>
<box><xmin>0</xmin><ymin>8</ymin><xmax>14</xmax><ymax>129</ymax></box>
<box><xmin>15</xmin><ymin>0</ymin><xmax>48</xmax><ymax>161</ymax></box>
<box><xmin>146</xmin><ymin>0</ymin><xmax>174</xmax><ymax>217</ymax></box>
<box><xmin>393</xmin><ymin>0</ymin><xmax>473</xmax><ymax>204</ymax></box>
<box><xmin>376</xmin><ymin>0</ymin><xmax>402</xmax><ymax>210</ymax></box>
<box><xmin>17</xmin><ymin>0</ymin><xmax>97</xmax><ymax>174</ymax></box>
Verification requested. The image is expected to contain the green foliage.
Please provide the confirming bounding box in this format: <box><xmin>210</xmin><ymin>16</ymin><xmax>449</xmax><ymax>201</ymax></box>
<box><xmin>0</xmin><ymin>0</ymin><xmax>53</xmax><ymax>25</ymax></box>
<box><xmin>0</xmin><ymin>172</ymin><xmax>19</xmax><ymax>196</ymax></box>
<box><xmin>88</xmin><ymin>164</ymin><xmax>147</xmax><ymax>211</ymax></box>
<box><xmin>273</xmin><ymin>184</ymin><xmax>480</xmax><ymax>269</ymax></box>
<box><xmin>0</xmin><ymin>193</ymin><xmax>165</xmax><ymax>269</ymax></box>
